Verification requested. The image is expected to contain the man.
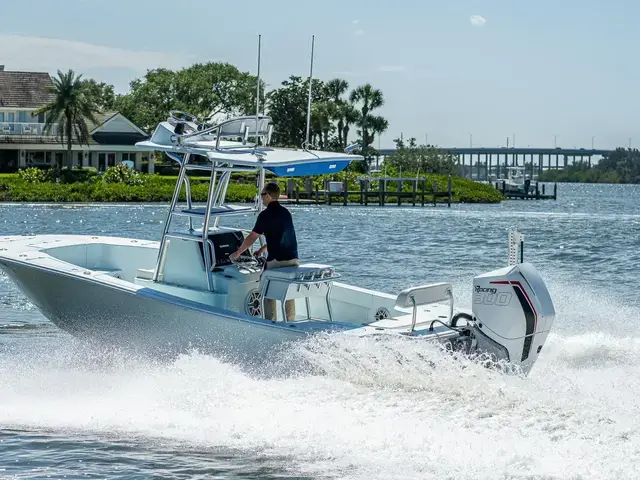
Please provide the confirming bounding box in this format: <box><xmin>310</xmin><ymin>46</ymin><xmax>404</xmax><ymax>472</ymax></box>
<box><xmin>229</xmin><ymin>181</ymin><xmax>299</xmax><ymax>321</ymax></box>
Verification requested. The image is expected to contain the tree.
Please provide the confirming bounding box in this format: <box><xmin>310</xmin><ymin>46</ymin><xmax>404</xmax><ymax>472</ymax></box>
<box><xmin>538</xmin><ymin>148</ymin><xmax>640</xmax><ymax>183</ymax></box>
<box><xmin>325</xmin><ymin>78</ymin><xmax>349</xmax><ymax>146</ymax></box>
<box><xmin>82</xmin><ymin>79</ymin><xmax>116</xmax><ymax>111</ymax></box>
<box><xmin>35</xmin><ymin>69</ymin><xmax>100</xmax><ymax>170</ymax></box>
<box><xmin>266</xmin><ymin>75</ymin><xmax>330</xmax><ymax>148</ymax></box>
<box><xmin>340</xmin><ymin>102</ymin><xmax>360</xmax><ymax>149</ymax></box>
<box><xmin>385</xmin><ymin>136</ymin><xmax>458</xmax><ymax>175</ymax></box>
<box><xmin>114</xmin><ymin>63</ymin><xmax>264</xmax><ymax>132</ymax></box>
<box><xmin>349</xmin><ymin>83</ymin><xmax>386</xmax><ymax>158</ymax></box>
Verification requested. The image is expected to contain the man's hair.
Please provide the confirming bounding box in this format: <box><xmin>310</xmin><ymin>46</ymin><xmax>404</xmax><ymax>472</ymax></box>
<box><xmin>264</xmin><ymin>181</ymin><xmax>280</xmax><ymax>199</ymax></box>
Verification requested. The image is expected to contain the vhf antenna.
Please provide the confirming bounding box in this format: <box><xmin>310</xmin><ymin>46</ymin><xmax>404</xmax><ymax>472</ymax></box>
<box><xmin>255</xmin><ymin>34</ymin><xmax>261</xmax><ymax>148</ymax></box>
<box><xmin>304</xmin><ymin>35</ymin><xmax>315</xmax><ymax>149</ymax></box>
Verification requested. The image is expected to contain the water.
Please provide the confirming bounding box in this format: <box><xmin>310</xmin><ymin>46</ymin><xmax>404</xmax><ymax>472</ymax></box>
<box><xmin>1</xmin><ymin>182</ymin><xmax>639</xmax><ymax>479</ymax></box>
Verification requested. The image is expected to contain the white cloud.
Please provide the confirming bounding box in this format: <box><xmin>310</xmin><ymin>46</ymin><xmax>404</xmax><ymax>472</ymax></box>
<box><xmin>354</xmin><ymin>29</ymin><xmax>365</xmax><ymax>36</ymax></box>
<box><xmin>470</xmin><ymin>15</ymin><xmax>486</xmax><ymax>27</ymax></box>
<box><xmin>0</xmin><ymin>34</ymin><xmax>191</xmax><ymax>75</ymax></box>
<box><xmin>352</xmin><ymin>19</ymin><xmax>360</xmax><ymax>25</ymax></box>
<box><xmin>379</xmin><ymin>65</ymin><xmax>405</xmax><ymax>72</ymax></box>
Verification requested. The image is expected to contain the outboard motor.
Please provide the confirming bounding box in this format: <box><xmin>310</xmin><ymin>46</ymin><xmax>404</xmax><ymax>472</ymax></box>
<box><xmin>470</xmin><ymin>229</ymin><xmax>555</xmax><ymax>375</ymax></box>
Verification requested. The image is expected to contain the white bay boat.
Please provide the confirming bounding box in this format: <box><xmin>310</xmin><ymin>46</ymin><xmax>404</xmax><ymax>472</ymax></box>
<box><xmin>0</xmin><ymin>110</ymin><xmax>556</xmax><ymax>375</ymax></box>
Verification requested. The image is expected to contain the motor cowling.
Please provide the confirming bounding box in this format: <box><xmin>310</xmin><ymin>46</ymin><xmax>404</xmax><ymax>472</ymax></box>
<box><xmin>471</xmin><ymin>262</ymin><xmax>555</xmax><ymax>375</ymax></box>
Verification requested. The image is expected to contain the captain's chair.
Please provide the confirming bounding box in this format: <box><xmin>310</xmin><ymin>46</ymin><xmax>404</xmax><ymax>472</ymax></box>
<box><xmin>259</xmin><ymin>264</ymin><xmax>340</xmax><ymax>322</ymax></box>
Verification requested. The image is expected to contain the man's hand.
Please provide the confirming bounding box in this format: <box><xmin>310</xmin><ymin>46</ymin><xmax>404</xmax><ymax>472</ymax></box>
<box><xmin>229</xmin><ymin>251</ymin><xmax>241</xmax><ymax>262</ymax></box>
<box><xmin>254</xmin><ymin>245</ymin><xmax>267</xmax><ymax>257</ymax></box>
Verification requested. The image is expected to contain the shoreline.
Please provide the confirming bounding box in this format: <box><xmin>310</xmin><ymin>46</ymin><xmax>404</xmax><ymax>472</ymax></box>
<box><xmin>0</xmin><ymin>172</ymin><xmax>506</xmax><ymax>205</ymax></box>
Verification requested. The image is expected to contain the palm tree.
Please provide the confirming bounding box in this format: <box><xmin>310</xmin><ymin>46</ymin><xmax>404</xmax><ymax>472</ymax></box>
<box><xmin>311</xmin><ymin>101</ymin><xmax>337</xmax><ymax>149</ymax></box>
<box><xmin>349</xmin><ymin>84</ymin><xmax>385</xmax><ymax>155</ymax></box>
<box><xmin>35</xmin><ymin>69</ymin><xmax>101</xmax><ymax>170</ymax></box>
<box><xmin>367</xmin><ymin>115</ymin><xmax>388</xmax><ymax>171</ymax></box>
<box><xmin>325</xmin><ymin>78</ymin><xmax>349</xmax><ymax>146</ymax></box>
<box><xmin>368</xmin><ymin>115</ymin><xmax>389</xmax><ymax>148</ymax></box>
<box><xmin>341</xmin><ymin>102</ymin><xmax>360</xmax><ymax>148</ymax></box>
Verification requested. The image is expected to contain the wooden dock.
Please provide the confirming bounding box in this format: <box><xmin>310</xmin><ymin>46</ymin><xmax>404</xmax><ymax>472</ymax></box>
<box><xmin>277</xmin><ymin>177</ymin><xmax>557</xmax><ymax>207</ymax></box>
<box><xmin>280</xmin><ymin>177</ymin><xmax>455</xmax><ymax>207</ymax></box>
<box><xmin>495</xmin><ymin>181</ymin><xmax>557</xmax><ymax>201</ymax></box>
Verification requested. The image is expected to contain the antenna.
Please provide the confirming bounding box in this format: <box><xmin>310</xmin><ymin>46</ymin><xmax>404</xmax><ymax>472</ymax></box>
<box><xmin>255</xmin><ymin>34</ymin><xmax>261</xmax><ymax>147</ymax></box>
<box><xmin>304</xmin><ymin>35</ymin><xmax>315</xmax><ymax>149</ymax></box>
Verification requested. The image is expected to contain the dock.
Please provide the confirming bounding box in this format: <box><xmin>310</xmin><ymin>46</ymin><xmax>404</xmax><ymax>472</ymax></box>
<box><xmin>278</xmin><ymin>177</ymin><xmax>558</xmax><ymax>207</ymax></box>
<box><xmin>280</xmin><ymin>177</ymin><xmax>454</xmax><ymax>207</ymax></box>
<box><xmin>495</xmin><ymin>181</ymin><xmax>557</xmax><ymax>200</ymax></box>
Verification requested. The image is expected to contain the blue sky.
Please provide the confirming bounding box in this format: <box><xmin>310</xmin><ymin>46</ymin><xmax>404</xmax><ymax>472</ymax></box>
<box><xmin>1</xmin><ymin>0</ymin><xmax>637</xmax><ymax>149</ymax></box>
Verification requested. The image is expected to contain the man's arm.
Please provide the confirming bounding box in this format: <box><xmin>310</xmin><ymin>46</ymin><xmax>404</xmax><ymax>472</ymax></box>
<box><xmin>230</xmin><ymin>231</ymin><xmax>260</xmax><ymax>261</ymax></box>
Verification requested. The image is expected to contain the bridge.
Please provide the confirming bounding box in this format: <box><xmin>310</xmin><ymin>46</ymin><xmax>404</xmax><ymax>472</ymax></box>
<box><xmin>374</xmin><ymin>147</ymin><xmax>615</xmax><ymax>180</ymax></box>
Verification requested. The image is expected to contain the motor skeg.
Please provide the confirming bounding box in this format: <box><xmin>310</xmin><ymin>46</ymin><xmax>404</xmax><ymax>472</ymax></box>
<box><xmin>471</xmin><ymin>262</ymin><xmax>555</xmax><ymax>375</ymax></box>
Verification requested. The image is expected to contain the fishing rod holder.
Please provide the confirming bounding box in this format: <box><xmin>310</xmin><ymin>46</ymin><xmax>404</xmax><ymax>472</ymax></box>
<box><xmin>508</xmin><ymin>227</ymin><xmax>525</xmax><ymax>265</ymax></box>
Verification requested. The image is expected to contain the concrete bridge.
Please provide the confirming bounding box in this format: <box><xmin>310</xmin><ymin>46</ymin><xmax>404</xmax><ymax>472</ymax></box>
<box><xmin>375</xmin><ymin>147</ymin><xmax>614</xmax><ymax>180</ymax></box>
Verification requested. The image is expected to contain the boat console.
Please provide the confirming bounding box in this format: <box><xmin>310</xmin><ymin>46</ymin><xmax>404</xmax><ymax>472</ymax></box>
<box><xmin>147</xmin><ymin>227</ymin><xmax>341</xmax><ymax>322</ymax></box>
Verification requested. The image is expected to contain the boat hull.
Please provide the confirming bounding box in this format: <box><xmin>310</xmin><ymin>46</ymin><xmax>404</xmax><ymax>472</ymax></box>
<box><xmin>0</xmin><ymin>258</ymin><xmax>305</xmax><ymax>363</ymax></box>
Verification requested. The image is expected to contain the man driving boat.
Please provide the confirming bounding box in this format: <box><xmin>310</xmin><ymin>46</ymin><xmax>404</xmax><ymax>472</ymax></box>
<box><xmin>229</xmin><ymin>181</ymin><xmax>299</xmax><ymax>321</ymax></box>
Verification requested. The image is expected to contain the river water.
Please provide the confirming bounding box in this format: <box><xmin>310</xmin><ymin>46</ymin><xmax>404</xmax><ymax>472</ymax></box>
<box><xmin>1</xmin><ymin>183</ymin><xmax>639</xmax><ymax>479</ymax></box>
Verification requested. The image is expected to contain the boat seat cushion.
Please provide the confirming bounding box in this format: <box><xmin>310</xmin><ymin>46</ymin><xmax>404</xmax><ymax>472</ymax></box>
<box><xmin>260</xmin><ymin>263</ymin><xmax>333</xmax><ymax>281</ymax></box>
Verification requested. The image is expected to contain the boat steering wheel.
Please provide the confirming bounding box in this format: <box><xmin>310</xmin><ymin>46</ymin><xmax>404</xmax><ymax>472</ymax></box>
<box><xmin>230</xmin><ymin>255</ymin><xmax>261</xmax><ymax>269</ymax></box>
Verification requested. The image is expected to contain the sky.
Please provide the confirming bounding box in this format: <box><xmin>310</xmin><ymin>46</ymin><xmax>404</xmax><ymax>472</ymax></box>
<box><xmin>0</xmin><ymin>0</ymin><xmax>638</xmax><ymax>150</ymax></box>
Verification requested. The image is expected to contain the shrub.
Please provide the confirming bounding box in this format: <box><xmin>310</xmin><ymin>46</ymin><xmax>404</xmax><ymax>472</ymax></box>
<box><xmin>103</xmin><ymin>164</ymin><xmax>144</xmax><ymax>186</ymax></box>
<box><xmin>17</xmin><ymin>167</ymin><xmax>46</xmax><ymax>183</ymax></box>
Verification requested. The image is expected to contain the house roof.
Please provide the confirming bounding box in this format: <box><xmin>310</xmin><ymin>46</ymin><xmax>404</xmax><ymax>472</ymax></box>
<box><xmin>87</xmin><ymin>112</ymin><xmax>119</xmax><ymax>133</ymax></box>
<box><xmin>0</xmin><ymin>71</ymin><xmax>54</xmax><ymax>108</ymax></box>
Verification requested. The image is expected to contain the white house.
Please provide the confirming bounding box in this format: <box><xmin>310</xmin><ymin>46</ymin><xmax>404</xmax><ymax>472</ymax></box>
<box><xmin>0</xmin><ymin>66</ymin><xmax>156</xmax><ymax>173</ymax></box>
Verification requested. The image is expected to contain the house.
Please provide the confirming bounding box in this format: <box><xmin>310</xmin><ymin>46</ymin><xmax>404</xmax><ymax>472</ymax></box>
<box><xmin>0</xmin><ymin>66</ymin><xmax>156</xmax><ymax>173</ymax></box>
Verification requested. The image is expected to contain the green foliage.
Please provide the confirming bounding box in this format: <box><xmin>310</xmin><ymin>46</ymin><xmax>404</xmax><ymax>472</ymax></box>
<box><xmin>0</xmin><ymin>173</ymin><xmax>257</xmax><ymax>203</ymax></box>
<box><xmin>384</xmin><ymin>137</ymin><xmax>458</xmax><ymax>175</ymax></box>
<box><xmin>113</xmin><ymin>63</ymin><xmax>264</xmax><ymax>132</ymax></box>
<box><xmin>349</xmin><ymin>83</ymin><xmax>387</xmax><ymax>162</ymax></box>
<box><xmin>264</xmin><ymin>75</ymin><xmax>387</xmax><ymax>166</ymax></box>
<box><xmin>266</xmin><ymin>75</ymin><xmax>330</xmax><ymax>148</ymax></box>
<box><xmin>82</xmin><ymin>79</ymin><xmax>116</xmax><ymax>111</ymax></box>
<box><xmin>103</xmin><ymin>164</ymin><xmax>144</xmax><ymax>186</ymax></box>
<box><xmin>46</xmin><ymin>167</ymin><xmax>100</xmax><ymax>184</ymax></box>
<box><xmin>46</xmin><ymin>63</ymin><xmax>391</xmax><ymax>176</ymax></box>
<box><xmin>17</xmin><ymin>167</ymin><xmax>46</xmax><ymax>183</ymax></box>
<box><xmin>0</xmin><ymin>170</ymin><xmax>502</xmax><ymax>204</ymax></box>
<box><xmin>538</xmin><ymin>148</ymin><xmax>640</xmax><ymax>183</ymax></box>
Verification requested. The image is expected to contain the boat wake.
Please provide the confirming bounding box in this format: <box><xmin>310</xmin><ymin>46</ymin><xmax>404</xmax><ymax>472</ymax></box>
<box><xmin>0</xmin><ymin>274</ymin><xmax>638</xmax><ymax>479</ymax></box>
<box><xmin>2</xmin><ymin>312</ymin><xmax>640</xmax><ymax>479</ymax></box>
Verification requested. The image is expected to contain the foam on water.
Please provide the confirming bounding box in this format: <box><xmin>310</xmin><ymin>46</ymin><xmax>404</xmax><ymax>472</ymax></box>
<box><xmin>2</xmin><ymin>280</ymin><xmax>640</xmax><ymax>479</ymax></box>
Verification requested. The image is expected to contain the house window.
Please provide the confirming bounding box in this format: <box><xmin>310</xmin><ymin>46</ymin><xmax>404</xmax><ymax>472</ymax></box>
<box><xmin>18</xmin><ymin>111</ymin><xmax>27</xmax><ymax>123</ymax></box>
<box><xmin>121</xmin><ymin>153</ymin><xmax>136</xmax><ymax>162</ymax></box>
<box><xmin>8</xmin><ymin>113</ymin><xmax>14</xmax><ymax>123</ymax></box>
<box><xmin>0</xmin><ymin>113</ymin><xmax>4</xmax><ymax>122</ymax></box>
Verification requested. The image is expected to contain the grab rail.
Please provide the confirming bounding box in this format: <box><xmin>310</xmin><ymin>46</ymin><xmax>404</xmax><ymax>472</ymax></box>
<box><xmin>395</xmin><ymin>283</ymin><xmax>454</xmax><ymax>334</ymax></box>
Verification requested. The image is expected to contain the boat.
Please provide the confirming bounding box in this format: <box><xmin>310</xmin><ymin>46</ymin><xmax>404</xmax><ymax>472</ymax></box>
<box><xmin>0</xmin><ymin>108</ymin><xmax>556</xmax><ymax>375</ymax></box>
<box><xmin>0</xmin><ymin>37</ymin><xmax>555</xmax><ymax>375</ymax></box>
<box><xmin>497</xmin><ymin>166</ymin><xmax>534</xmax><ymax>194</ymax></box>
